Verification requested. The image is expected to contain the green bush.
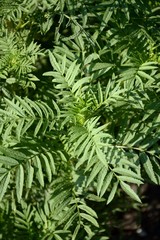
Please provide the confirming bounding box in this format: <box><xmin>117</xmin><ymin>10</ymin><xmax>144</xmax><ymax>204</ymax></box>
<box><xmin>0</xmin><ymin>0</ymin><xmax>160</xmax><ymax>239</ymax></box>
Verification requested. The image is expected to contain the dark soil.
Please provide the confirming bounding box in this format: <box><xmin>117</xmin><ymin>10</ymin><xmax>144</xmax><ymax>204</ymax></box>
<box><xmin>111</xmin><ymin>184</ymin><xmax>160</xmax><ymax>240</ymax></box>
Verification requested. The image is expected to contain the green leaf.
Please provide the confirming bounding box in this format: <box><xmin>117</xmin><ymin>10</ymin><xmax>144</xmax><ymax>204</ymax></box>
<box><xmin>97</xmin><ymin>82</ymin><xmax>103</xmax><ymax>104</ymax></box>
<box><xmin>84</xmin><ymin>225</ymin><xmax>94</xmax><ymax>237</ymax></box>
<box><xmin>27</xmin><ymin>99</ymin><xmax>43</xmax><ymax>118</ymax></box>
<box><xmin>41</xmin><ymin>153</ymin><xmax>52</xmax><ymax>182</ymax></box>
<box><xmin>51</xmin><ymin>187</ymin><xmax>71</xmax><ymax>210</ymax></box>
<box><xmin>34</xmin><ymin>156</ymin><xmax>44</xmax><ymax>187</ymax></box>
<box><xmin>100</xmin><ymin>7</ymin><xmax>113</xmax><ymax>31</ymax></box>
<box><xmin>79</xmin><ymin>204</ymin><xmax>97</xmax><ymax>218</ymax></box>
<box><xmin>139</xmin><ymin>65</ymin><xmax>157</xmax><ymax>70</ymax></box>
<box><xmin>48</xmin><ymin>51</ymin><xmax>61</xmax><ymax>72</ymax></box>
<box><xmin>100</xmin><ymin>171</ymin><xmax>113</xmax><ymax>197</ymax></box>
<box><xmin>80</xmin><ymin>213</ymin><xmax>99</xmax><ymax>227</ymax></box>
<box><xmin>34</xmin><ymin>118</ymin><xmax>43</xmax><ymax>136</ymax></box>
<box><xmin>72</xmin><ymin>224</ymin><xmax>81</xmax><ymax>240</ymax></box>
<box><xmin>15</xmin><ymin>96</ymin><xmax>35</xmax><ymax>117</ymax></box>
<box><xmin>113</xmin><ymin>168</ymin><xmax>142</xmax><ymax>180</ymax></box>
<box><xmin>0</xmin><ymin>146</ymin><xmax>27</xmax><ymax>161</ymax></box>
<box><xmin>84</xmin><ymin>53</ymin><xmax>99</xmax><ymax>65</ymax></box>
<box><xmin>0</xmin><ymin>168</ymin><xmax>7</xmax><ymax>174</ymax></box>
<box><xmin>0</xmin><ymin>155</ymin><xmax>18</xmax><ymax>166</ymax></box>
<box><xmin>140</xmin><ymin>153</ymin><xmax>158</xmax><ymax>184</ymax></box>
<box><xmin>4</xmin><ymin>98</ymin><xmax>25</xmax><ymax>117</ymax></box>
<box><xmin>53</xmin><ymin>234</ymin><xmax>63</xmax><ymax>240</ymax></box>
<box><xmin>46</xmin><ymin>152</ymin><xmax>56</xmax><ymax>175</ymax></box>
<box><xmin>0</xmin><ymin>172</ymin><xmax>10</xmax><ymax>201</ymax></box>
<box><xmin>21</xmin><ymin>119</ymin><xmax>35</xmax><ymax>135</ymax></box>
<box><xmin>16</xmin><ymin>165</ymin><xmax>24</xmax><ymax>202</ymax></box>
<box><xmin>92</xmin><ymin>62</ymin><xmax>113</xmax><ymax>71</ymax></box>
<box><xmin>16</xmin><ymin>119</ymin><xmax>25</xmax><ymax>141</ymax></box>
<box><xmin>26</xmin><ymin>161</ymin><xmax>34</xmax><ymax>189</ymax></box>
<box><xmin>138</xmin><ymin>70</ymin><xmax>155</xmax><ymax>82</ymax></box>
<box><xmin>120</xmin><ymin>181</ymin><xmax>141</xmax><ymax>203</ymax></box>
<box><xmin>96</xmin><ymin>147</ymin><xmax>108</xmax><ymax>168</ymax></box>
<box><xmin>58</xmin><ymin>205</ymin><xmax>76</xmax><ymax>226</ymax></box>
<box><xmin>64</xmin><ymin>212</ymin><xmax>78</xmax><ymax>230</ymax></box>
<box><xmin>86</xmin><ymin>194</ymin><xmax>106</xmax><ymax>202</ymax></box>
<box><xmin>61</xmin><ymin>54</ymin><xmax>66</xmax><ymax>75</ymax></box>
<box><xmin>6</xmin><ymin>78</ymin><xmax>16</xmax><ymax>84</ymax></box>
<box><xmin>92</xmin><ymin>123</ymin><xmax>110</xmax><ymax>135</ymax></box>
<box><xmin>77</xmin><ymin>136</ymin><xmax>91</xmax><ymax>158</ymax></box>
<box><xmin>107</xmin><ymin>181</ymin><xmax>118</xmax><ymax>204</ymax></box>
<box><xmin>72</xmin><ymin>77</ymin><xmax>90</xmax><ymax>94</ymax></box>
<box><xmin>87</xmin><ymin>161</ymin><xmax>103</xmax><ymax>186</ymax></box>
<box><xmin>74</xmin><ymin>133</ymin><xmax>88</xmax><ymax>152</ymax></box>
<box><xmin>97</xmin><ymin>167</ymin><xmax>108</xmax><ymax>196</ymax></box>
<box><xmin>66</xmin><ymin>61</ymin><xmax>79</xmax><ymax>85</ymax></box>
<box><xmin>117</xmin><ymin>176</ymin><xmax>143</xmax><ymax>185</ymax></box>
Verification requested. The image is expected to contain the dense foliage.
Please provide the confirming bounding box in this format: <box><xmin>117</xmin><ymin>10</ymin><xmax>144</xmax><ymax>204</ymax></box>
<box><xmin>0</xmin><ymin>0</ymin><xmax>160</xmax><ymax>239</ymax></box>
